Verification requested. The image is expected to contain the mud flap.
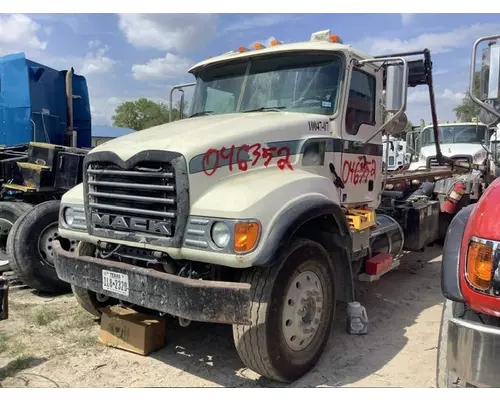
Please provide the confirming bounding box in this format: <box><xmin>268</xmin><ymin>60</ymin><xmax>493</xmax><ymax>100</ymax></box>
<box><xmin>0</xmin><ymin>275</ymin><xmax>8</xmax><ymax>320</ymax></box>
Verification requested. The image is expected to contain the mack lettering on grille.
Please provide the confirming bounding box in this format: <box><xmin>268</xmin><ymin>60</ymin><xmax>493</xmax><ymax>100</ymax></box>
<box><xmin>92</xmin><ymin>213</ymin><xmax>172</xmax><ymax>235</ymax></box>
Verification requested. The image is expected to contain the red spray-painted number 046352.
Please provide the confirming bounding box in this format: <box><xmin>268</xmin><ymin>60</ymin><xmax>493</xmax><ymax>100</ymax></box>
<box><xmin>202</xmin><ymin>143</ymin><xmax>294</xmax><ymax>176</ymax></box>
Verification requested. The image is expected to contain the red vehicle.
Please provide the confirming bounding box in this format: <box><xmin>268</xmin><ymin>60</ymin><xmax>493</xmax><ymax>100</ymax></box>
<box><xmin>437</xmin><ymin>34</ymin><xmax>500</xmax><ymax>388</ymax></box>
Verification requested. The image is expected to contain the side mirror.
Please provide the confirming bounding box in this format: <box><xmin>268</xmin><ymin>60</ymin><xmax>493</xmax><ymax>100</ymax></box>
<box><xmin>471</xmin><ymin>36</ymin><xmax>500</xmax><ymax>125</ymax></box>
<box><xmin>386</xmin><ymin>65</ymin><xmax>405</xmax><ymax>112</ymax></box>
<box><xmin>481</xmin><ymin>41</ymin><xmax>500</xmax><ymax>101</ymax></box>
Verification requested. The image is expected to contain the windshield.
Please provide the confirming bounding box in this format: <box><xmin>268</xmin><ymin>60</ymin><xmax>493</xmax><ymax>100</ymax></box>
<box><xmin>189</xmin><ymin>52</ymin><xmax>343</xmax><ymax>117</ymax></box>
<box><xmin>420</xmin><ymin>124</ymin><xmax>487</xmax><ymax>146</ymax></box>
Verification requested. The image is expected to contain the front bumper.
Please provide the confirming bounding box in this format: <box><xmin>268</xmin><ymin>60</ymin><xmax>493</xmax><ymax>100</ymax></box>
<box><xmin>0</xmin><ymin>276</ymin><xmax>8</xmax><ymax>321</ymax></box>
<box><xmin>447</xmin><ymin>316</ymin><xmax>500</xmax><ymax>387</ymax></box>
<box><xmin>52</xmin><ymin>241</ymin><xmax>252</xmax><ymax>325</ymax></box>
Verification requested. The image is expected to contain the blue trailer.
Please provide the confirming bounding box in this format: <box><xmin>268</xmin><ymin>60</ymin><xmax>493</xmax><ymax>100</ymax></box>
<box><xmin>0</xmin><ymin>52</ymin><xmax>92</xmax><ymax>295</ymax></box>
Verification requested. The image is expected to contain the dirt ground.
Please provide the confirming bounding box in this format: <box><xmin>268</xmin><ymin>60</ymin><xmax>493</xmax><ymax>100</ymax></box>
<box><xmin>0</xmin><ymin>245</ymin><xmax>445</xmax><ymax>388</ymax></box>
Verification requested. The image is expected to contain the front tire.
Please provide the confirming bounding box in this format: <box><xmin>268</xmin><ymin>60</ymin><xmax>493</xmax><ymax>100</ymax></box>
<box><xmin>232</xmin><ymin>238</ymin><xmax>336</xmax><ymax>382</ymax></box>
<box><xmin>71</xmin><ymin>241</ymin><xmax>118</xmax><ymax>317</ymax></box>
<box><xmin>72</xmin><ymin>284</ymin><xmax>118</xmax><ymax>318</ymax></box>
<box><xmin>6</xmin><ymin>200</ymin><xmax>76</xmax><ymax>293</ymax></box>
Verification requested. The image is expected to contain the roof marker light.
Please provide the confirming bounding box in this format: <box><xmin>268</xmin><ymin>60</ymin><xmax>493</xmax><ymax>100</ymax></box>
<box><xmin>253</xmin><ymin>42</ymin><xmax>266</xmax><ymax>50</ymax></box>
<box><xmin>238</xmin><ymin>46</ymin><xmax>249</xmax><ymax>53</ymax></box>
<box><xmin>270</xmin><ymin>39</ymin><xmax>282</xmax><ymax>46</ymax></box>
<box><xmin>329</xmin><ymin>34</ymin><xmax>343</xmax><ymax>44</ymax></box>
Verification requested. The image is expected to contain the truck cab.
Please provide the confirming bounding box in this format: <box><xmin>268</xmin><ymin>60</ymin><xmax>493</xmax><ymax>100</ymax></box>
<box><xmin>52</xmin><ymin>29</ymin><xmax>448</xmax><ymax>382</ymax></box>
<box><xmin>407</xmin><ymin>122</ymin><xmax>489</xmax><ymax>171</ymax></box>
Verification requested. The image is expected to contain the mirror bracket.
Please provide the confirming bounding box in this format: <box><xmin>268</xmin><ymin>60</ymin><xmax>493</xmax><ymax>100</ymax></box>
<box><xmin>354</xmin><ymin>56</ymin><xmax>408</xmax><ymax>145</ymax></box>
<box><xmin>169</xmin><ymin>82</ymin><xmax>196</xmax><ymax>122</ymax></box>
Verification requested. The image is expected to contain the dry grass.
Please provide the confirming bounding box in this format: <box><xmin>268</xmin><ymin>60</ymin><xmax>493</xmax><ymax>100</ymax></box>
<box><xmin>49</xmin><ymin>308</ymin><xmax>97</xmax><ymax>335</ymax></box>
<box><xmin>0</xmin><ymin>332</ymin><xmax>8</xmax><ymax>353</ymax></box>
<box><xmin>26</xmin><ymin>307</ymin><xmax>60</xmax><ymax>326</ymax></box>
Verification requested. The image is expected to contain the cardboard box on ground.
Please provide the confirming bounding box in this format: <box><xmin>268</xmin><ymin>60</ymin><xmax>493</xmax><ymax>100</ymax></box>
<box><xmin>98</xmin><ymin>305</ymin><xmax>166</xmax><ymax>356</ymax></box>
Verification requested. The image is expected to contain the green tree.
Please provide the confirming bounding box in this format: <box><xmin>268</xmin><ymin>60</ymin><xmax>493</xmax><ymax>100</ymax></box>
<box><xmin>112</xmin><ymin>98</ymin><xmax>188</xmax><ymax>131</ymax></box>
<box><xmin>453</xmin><ymin>71</ymin><xmax>481</xmax><ymax>122</ymax></box>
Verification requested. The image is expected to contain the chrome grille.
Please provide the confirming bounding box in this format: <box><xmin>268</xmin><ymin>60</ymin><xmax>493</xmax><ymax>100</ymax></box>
<box><xmin>86</xmin><ymin>161</ymin><xmax>177</xmax><ymax>237</ymax></box>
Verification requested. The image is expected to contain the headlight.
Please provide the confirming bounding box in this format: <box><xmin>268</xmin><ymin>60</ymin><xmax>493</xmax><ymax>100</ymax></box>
<box><xmin>64</xmin><ymin>207</ymin><xmax>75</xmax><ymax>226</ymax></box>
<box><xmin>466</xmin><ymin>239</ymin><xmax>494</xmax><ymax>291</ymax></box>
<box><xmin>211</xmin><ymin>222</ymin><xmax>230</xmax><ymax>248</ymax></box>
<box><xmin>60</xmin><ymin>205</ymin><xmax>86</xmax><ymax>230</ymax></box>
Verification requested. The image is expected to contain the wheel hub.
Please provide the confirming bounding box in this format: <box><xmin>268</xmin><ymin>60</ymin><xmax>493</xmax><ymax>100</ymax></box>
<box><xmin>0</xmin><ymin>218</ymin><xmax>13</xmax><ymax>235</ymax></box>
<box><xmin>38</xmin><ymin>223</ymin><xmax>77</xmax><ymax>267</ymax></box>
<box><xmin>96</xmin><ymin>293</ymin><xmax>110</xmax><ymax>302</ymax></box>
<box><xmin>282</xmin><ymin>270</ymin><xmax>324</xmax><ymax>351</ymax></box>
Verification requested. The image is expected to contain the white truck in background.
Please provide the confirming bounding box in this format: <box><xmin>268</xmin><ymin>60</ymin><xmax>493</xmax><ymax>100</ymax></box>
<box><xmin>382</xmin><ymin>135</ymin><xmax>407</xmax><ymax>171</ymax></box>
<box><xmin>406</xmin><ymin>122</ymin><xmax>490</xmax><ymax>171</ymax></box>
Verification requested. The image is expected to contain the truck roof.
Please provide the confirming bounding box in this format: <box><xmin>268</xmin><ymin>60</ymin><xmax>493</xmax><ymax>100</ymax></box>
<box><xmin>421</xmin><ymin>122</ymin><xmax>488</xmax><ymax>131</ymax></box>
<box><xmin>188</xmin><ymin>39</ymin><xmax>372</xmax><ymax>74</ymax></box>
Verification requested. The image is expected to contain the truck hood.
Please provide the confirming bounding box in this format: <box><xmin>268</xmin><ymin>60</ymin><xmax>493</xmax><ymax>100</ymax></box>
<box><xmin>420</xmin><ymin>143</ymin><xmax>487</xmax><ymax>161</ymax></box>
<box><xmin>90</xmin><ymin>112</ymin><xmax>331</xmax><ymax>164</ymax></box>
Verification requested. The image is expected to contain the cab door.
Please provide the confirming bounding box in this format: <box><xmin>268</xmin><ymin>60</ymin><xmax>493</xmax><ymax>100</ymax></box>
<box><xmin>339</xmin><ymin>62</ymin><xmax>383</xmax><ymax>208</ymax></box>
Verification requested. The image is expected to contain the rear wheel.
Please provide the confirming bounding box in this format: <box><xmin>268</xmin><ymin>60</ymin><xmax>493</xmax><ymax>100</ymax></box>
<box><xmin>7</xmin><ymin>200</ymin><xmax>76</xmax><ymax>293</ymax></box>
<box><xmin>232</xmin><ymin>238</ymin><xmax>336</xmax><ymax>382</ymax></box>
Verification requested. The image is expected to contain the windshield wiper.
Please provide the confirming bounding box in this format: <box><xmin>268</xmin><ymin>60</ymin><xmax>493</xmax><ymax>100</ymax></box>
<box><xmin>243</xmin><ymin>106</ymin><xmax>287</xmax><ymax>113</ymax></box>
<box><xmin>189</xmin><ymin>111</ymin><xmax>214</xmax><ymax>118</ymax></box>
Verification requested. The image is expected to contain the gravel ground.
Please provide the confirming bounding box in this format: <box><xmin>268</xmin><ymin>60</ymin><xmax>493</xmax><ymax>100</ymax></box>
<box><xmin>0</xmin><ymin>245</ymin><xmax>445</xmax><ymax>388</ymax></box>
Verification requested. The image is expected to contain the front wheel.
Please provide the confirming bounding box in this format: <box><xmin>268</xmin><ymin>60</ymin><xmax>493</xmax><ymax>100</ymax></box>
<box><xmin>71</xmin><ymin>242</ymin><xmax>118</xmax><ymax>317</ymax></box>
<box><xmin>232</xmin><ymin>238</ymin><xmax>336</xmax><ymax>382</ymax></box>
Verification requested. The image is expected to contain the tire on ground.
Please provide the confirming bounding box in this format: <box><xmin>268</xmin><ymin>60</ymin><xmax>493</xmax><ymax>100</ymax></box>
<box><xmin>6</xmin><ymin>200</ymin><xmax>75</xmax><ymax>294</ymax></box>
<box><xmin>0</xmin><ymin>201</ymin><xmax>34</xmax><ymax>251</ymax></box>
<box><xmin>232</xmin><ymin>237</ymin><xmax>336</xmax><ymax>382</ymax></box>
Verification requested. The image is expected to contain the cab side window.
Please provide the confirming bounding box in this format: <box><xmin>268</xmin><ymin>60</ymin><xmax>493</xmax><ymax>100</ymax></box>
<box><xmin>345</xmin><ymin>69</ymin><xmax>376</xmax><ymax>135</ymax></box>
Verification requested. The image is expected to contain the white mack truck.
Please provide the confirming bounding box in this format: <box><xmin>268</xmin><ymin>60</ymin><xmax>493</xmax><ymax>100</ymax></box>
<box><xmin>50</xmin><ymin>30</ymin><xmax>487</xmax><ymax>382</ymax></box>
<box><xmin>406</xmin><ymin>121</ymin><xmax>490</xmax><ymax>171</ymax></box>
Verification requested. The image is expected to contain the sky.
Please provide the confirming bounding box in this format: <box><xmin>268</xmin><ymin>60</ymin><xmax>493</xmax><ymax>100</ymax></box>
<box><xmin>2</xmin><ymin>12</ymin><xmax>500</xmax><ymax>126</ymax></box>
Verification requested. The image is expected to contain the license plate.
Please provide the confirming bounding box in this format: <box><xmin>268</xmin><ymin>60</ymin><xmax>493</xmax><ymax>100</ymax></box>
<box><xmin>102</xmin><ymin>270</ymin><xmax>129</xmax><ymax>296</ymax></box>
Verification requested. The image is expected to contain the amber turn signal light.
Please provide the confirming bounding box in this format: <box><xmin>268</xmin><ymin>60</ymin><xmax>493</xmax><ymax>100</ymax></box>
<box><xmin>466</xmin><ymin>241</ymin><xmax>494</xmax><ymax>290</ymax></box>
<box><xmin>234</xmin><ymin>222</ymin><xmax>260</xmax><ymax>253</ymax></box>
